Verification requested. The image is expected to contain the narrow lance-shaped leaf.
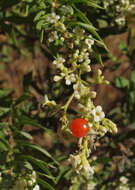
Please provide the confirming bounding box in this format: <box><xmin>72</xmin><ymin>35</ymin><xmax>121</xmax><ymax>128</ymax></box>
<box><xmin>37</xmin><ymin>177</ymin><xmax>55</xmax><ymax>190</ymax></box>
<box><xmin>19</xmin><ymin>142</ymin><xmax>59</xmax><ymax>165</ymax></box>
<box><xmin>20</xmin><ymin>155</ymin><xmax>54</xmax><ymax>177</ymax></box>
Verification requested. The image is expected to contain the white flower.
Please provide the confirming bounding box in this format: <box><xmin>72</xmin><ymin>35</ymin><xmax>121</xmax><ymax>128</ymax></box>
<box><xmin>97</xmin><ymin>69</ymin><xmax>102</xmax><ymax>75</ymax></box>
<box><xmin>120</xmin><ymin>0</ymin><xmax>129</xmax><ymax>7</ymax></box>
<box><xmin>82</xmin><ymin>158</ymin><xmax>94</xmax><ymax>177</ymax></box>
<box><xmin>81</xmin><ymin>61</ymin><xmax>91</xmax><ymax>72</ymax></box>
<box><xmin>87</xmin><ymin>181</ymin><xmax>96</xmax><ymax>190</ymax></box>
<box><xmin>120</xmin><ymin>176</ymin><xmax>128</xmax><ymax>184</ymax></box>
<box><xmin>54</xmin><ymin>75</ymin><xmax>62</xmax><ymax>82</ymax></box>
<box><xmin>84</xmin><ymin>52</ymin><xmax>89</xmax><ymax>59</ymax></box>
<box><xmin>69</xmin><ymin>154</ymin><xmax>81</xmax><ymax>170</ymax></box>
<box><xmin>59</xmin><ymin>23</ymin><xmax>66</xmax><ymax>31</ymax></box>
<box><xmin>115</xmin><ymin>16</ymin><xmax>125</xmax><ymax>26</ymax></box>
<box><xmin>103</xmin><ymin>1</ymin><xmax>109</xmax><ymax>8</ymax></box>
<box><xmin>42</xmin><ymin>95</ymin><xmax>56</xmax><ymax>107</ymax></box>
<box><xmin>90</xmin><ymin>91</ymin><xmax>96</xmax><ymax>98</ymax></box>
<box><xmin>78</xmin><ymin>52</ymin><xmax>89</xmax><ymax>62</ymax></box>
<box><xmin>73</xmin><ymin>83</ymin><xmax>87</xmax><ymax>99</ymax></box>
<box><xmin>73</xmin><ymin>49</ymin><xmax>79</xmax><ymax>59</ymax></box>
<box><xmin>52</xmin><ymin>57</ymin><xmax>65</xmax><ymax>68</ymax></box>
<box><xmin>83</xmin><ymin>164</ymin><xmax>94</xmax><ymax>176</ymax></box>
<box><xmin>119</xmin><ymin>185</ymin><xmax>130</xmax><ymax>190</ymax></box>
<box><xmin>91</xmin><ymin>105</ymin><xmax>105</xmax><ymax>122</ymax></box>
<box><xmin>88</xmin><ymin>122</ymin><xmax>93</xmax><ymax>128</ymax></box>
<box><xmin>48</xmin><ymin>31</ymin><xmax>58</xmax><ymax>42</ymax></box>
<box><xmin>46</xmin><ymin>13</ymin><xmax>60</xmax><ymax>23</ymax></box>
<box><xmin>31</xmin><ymin>171</ymin><xmax>36</xmax><ymax>183</ymax></box>
<box><xmin>65</xmin><ymin>73</ymin><xmax>76</xmax><ymax>85</ymax></box>
<box><xmin>85</xmin><ymin>35</ymin><xmax>94</xmax><ymax>49</ymax></box>
<box><xmin>28</xmin><ymin>180</ymin><xmax>33</xmax><ymax>186</ymax></box>
<box><xmin>100</xmin><ymin>127</ymin><xmax>108</xmax><ymax>135</ymax></box>
<box><xmin>33</xmin><ymin>184</ymin><xmax>40</xmax><ymax>190</ymax></box>
<box><xmin>77</xmin><ymin>103</ymin><xmax>89</xmax><ymax>114</ymax></box>
<box><xmin>60</xmin><ymin>37</ymin><xmax>64</xmax><ymax>42</ymax></box>
<box><xmin>73</xmin><ymin>27</ymin><xmax>85</xmax><ymax>35</ymax></box>
<box><xmin>92</xmin><ymin>156</ymin><xmax>97</xmax><ymax>161</ymax></box>
<box><xmin>13</xmin><ymin>179</ymin><xmax>26</xmax><ymax>190</ymax></box>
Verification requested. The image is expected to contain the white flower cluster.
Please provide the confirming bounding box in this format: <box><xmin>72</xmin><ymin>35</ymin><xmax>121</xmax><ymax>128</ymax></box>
<box><xmin>46</xmin><ymin>13</ymin><xmax>60</xmax><ymax>23</ymax></box>
<box><xmin>86</xmin><ymin>181</ymin><xmax>97</xmax><ymax>190</ymax></box>
<box><xmin>42</xmin><ymin>7</ymin><xmax>118</xmax><ymax>190</ymax></box>
<box><xmin>102</xmin><ymin>0</ymin><xmax>135</xmax><ymax>26</ymax></box>
<box><xmin>47</xmin><ymin>14</ymin><xmax>108</xmax><ymax>137</ymax></box>
<box><xmin>73</xmin><ymin>83</ymin><xmax>87</xmax><ymax>99</ymax></box>
<box><xmin>12</xmin><ymin>171</ymin><xmax>40</xmax><ymax>190</ymax></box>
<box><xmin>47</xmin><ymin>14</ymin><xmax>94</xmax><ymax>87</ymax></box>
<box><xmin>120</xmin><ymin>176</ymin><xmax>129</xmax><ymax>184</ymax></box>
<box><xmin>115</xmin><ymin>176</ymin><xmax>130</xmax><ymax>190</ymax></box>
<box><xmin>48</xmin><ymin>31</ymin><xmax>58</xmax><ymax>42</ymax></box>
<box><xmin>69</xmin><ymin>154</ymin><xmax>94</xmax><ymax>178</ymax></box>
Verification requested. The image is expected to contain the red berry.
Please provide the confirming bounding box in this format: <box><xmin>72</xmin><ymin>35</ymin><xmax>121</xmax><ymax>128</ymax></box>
<box><xmin>70</xmin><ymin>118</ymin><xmax>89</xmax><ymax>138</ymax></box>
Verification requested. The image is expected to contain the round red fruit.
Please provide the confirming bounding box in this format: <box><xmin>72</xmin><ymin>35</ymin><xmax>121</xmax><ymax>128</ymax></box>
<box><xmin>70</xmin><ymin>118</ymin><xmax>89</xmax><ymax>138</ymax></box>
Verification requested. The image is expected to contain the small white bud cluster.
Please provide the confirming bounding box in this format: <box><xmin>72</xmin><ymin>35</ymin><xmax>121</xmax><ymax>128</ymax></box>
<box><xmin>115</xmin><ymin>176</ymin><xmax>130</xmax><ymax>190</ymax></box>
<box><xmin>101</xmin><ymin>0</ymin><xmax>135</xmax><ymax>26</ymax></box>
<box><xmin>69</xmin><ymin>154</ymin><xmax>94</xmax><ymax>178</ymax></box>
<box><xmin>86</xmin><ymin>181</ymin><xmax>97</xmax><ymax>190</ymax></box>
<box><xmin>12</xmin><ymin>171</ymin><xmax>40</xmax><ymax>190</ymax></box>
<box><xmin>46</xmin><ymin>13</ymin><xmax>60</xmax><ymax>24</ymax></box>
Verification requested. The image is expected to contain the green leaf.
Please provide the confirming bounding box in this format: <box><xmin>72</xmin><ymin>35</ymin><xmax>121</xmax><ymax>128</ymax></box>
<box><xmin>73</xmin><ymin>4</ymin><xmax>92</xmax><ymax>25</ymax></box>
<box><xmin>0</xmin><ymin>107</ymin><xmax>10</xmax><ymax>118</ymax></box>
<box><xmin>114</xmin><ymin>77</ymin><xmax>129</xmax><ymax>88</ymax></box>
<box><xmin>71</xmin><ymin>4</ymin><xmax>106</xmax><ymax>51</ymax></box>
<box><xmin>129</xmin><ymin>91</ymin><xmax>135</xmax><ymax>105</ymax></box>
<box><xmin>0</xmin><ymin>141</ymin><xmax>8</xmax><ymax>151</ymax></box>
<box><xmin>15</xmin><ymin>93</ymin><xmax>32</xmax><ymax>105</ymax></box>
<box><xmin>93</xmin><ymin>46</ymin><xmax>103</xmax><ymax>66</ymax></box>
<box><xmin>17</xmin><ymin>115</ymin><xmax>46</xmax><ymax>131</ymax></box>
<box><xmin>36</xmin><ymin>20</ymin><xmax>45</xmax><ymax>30</ymax></box>
<box><xmin>75</xmin><ymin>21</ymin><xmax>97</xmax><ymax>31</ymax></box>
<box><xmin>73</xmin><ymin>22</ymin><xmax>108</xmax><ymax>51</ymax></box>
<box><xmin>38</xmin><ymin>172</ymin><xmax>56</xmax><ymax>183</ymax></box>
<box><xmin>20</xmin><ymin>143</ymin><xmax>59</xmax><ymax>165</ymax></box>
<box><xmin>34</xmin><ymin>11</ymin><xmax>46</xmax><ymax>21</ymax></box>
<box><xmin>101</xmin><ymin>185</ymin><xmax>106</xmax><ymax>190</ymax></box>
<box><xmin>119</xmin><ymin>41</ymin><xmax>129</xmax><ymax>56</ymax></box>
<box><xmin>0</xmin><ymin>88</ymin><xmax>14</xmax><ymax>99</ymax></box>
<box><xmin>20</xmin><ymin>155</ymin><xmax>53</xmax><ymax>176</ymax></box>
<box><xmin>40</xmin><ymin>30</ymin><xmax>44</xmax><ymax>43</ymax></box>
<box><xmin>98</xmin><ymin>157</ymin><xmax>111</xmax><ymax>164</ymax></box>
<box><xmin>56</xmin><ymin>167</ymin><xmax>70</xmax><ymax>184</ymax></box>
<box><xmin>65</xmin><ymin>0</ymin><xmax>103</xmax><ymax>9</ymax></box>
<box><xmin>130</xmin><ymin>122</ymin><xmax>135</xmax><ymax>130</ymax></box>
<box><xmin>19</xmin><ymin>131</ymin><xmax>33</xmax><ymax>140</ymax></box>
<box><xmin>37</xmin><ymin>178</ymin><xmax>55</xmax><ymax>190</ymax></box>
<box><xmin>10</xmin><ymin>28</ymin><xmax>18</xmax><ymax>47</ymax></box>
<box><xmin>131</xmin><ymin>69</ymin><xmax>135</xmax><ymax>83</ymax></box>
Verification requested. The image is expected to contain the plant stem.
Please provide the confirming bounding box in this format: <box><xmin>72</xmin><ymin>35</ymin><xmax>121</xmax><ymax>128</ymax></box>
<box><xmin>63</xmin><ymin>93</ymin><xmax>74</xmax><ymax>114</ymax></box>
